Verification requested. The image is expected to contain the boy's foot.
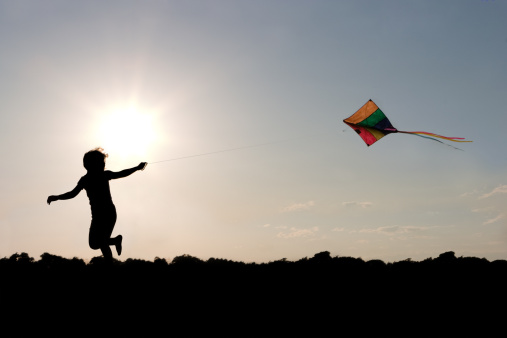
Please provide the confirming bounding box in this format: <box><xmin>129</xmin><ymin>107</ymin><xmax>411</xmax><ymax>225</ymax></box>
<box><xmin>115</xmin><ymin>235</ymin><xmax>123</xmax><ymax>256</ymax></box>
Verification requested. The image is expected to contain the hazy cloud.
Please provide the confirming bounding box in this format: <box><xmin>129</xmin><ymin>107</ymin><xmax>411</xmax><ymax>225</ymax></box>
<box><xmin>479</xmin><ymin>185</ymin><xmax>507</xmax><ymax>199</ymax></box>
<box><xmin>472</xmin><ymin>207</ymin><xmax>494</xmax><ymax>213</ymax></box>
<box><xmin>276</xmin><ymin>226</ymin><xmax>318</xmax><ymax>239</ymax></box>
<box><xmin>342</xmin><ymin>201</ymin><xmax>372</xmax><ymax>208</ymax></box>
<box><xmin>360</xmin><ymin>225</ymin><xmax>428</xmax><ymax>235</ymax></box>
<box><xmin>281</xmin><ymin>201</ymin><xmax>315</xmax><ymax>213</ymax></box>
<box><xmin>486</xmin><ymin>241</ymin><xmax>504</xmax><ymax>246</ymax></box>
<box><xmin>483</xmin><ymin>214</ymin><xmax>505</xmax><ymax>225</ymax></box>
<box><xmin>460</xmin><ymin>190</ymin><xmax>479</xmax><ymax>198</ymax></box>
<box><xmin>332</xmin><ymin>227</ymin><xmax>345</xmax><ymax>232</ymax></box>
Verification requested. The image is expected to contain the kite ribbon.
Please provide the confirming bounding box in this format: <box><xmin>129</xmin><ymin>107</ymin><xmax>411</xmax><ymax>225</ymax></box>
<box><xmin>396</xmin><ymin>131</ymin><xmax>472</xmax><ymax>143</ymax></box>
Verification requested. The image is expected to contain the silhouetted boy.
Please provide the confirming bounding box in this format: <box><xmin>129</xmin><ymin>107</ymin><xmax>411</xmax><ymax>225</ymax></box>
<box><xmin>47</xmin><ymin>148</ymin><xmax>147</xmax><ymax>261</ymax></box>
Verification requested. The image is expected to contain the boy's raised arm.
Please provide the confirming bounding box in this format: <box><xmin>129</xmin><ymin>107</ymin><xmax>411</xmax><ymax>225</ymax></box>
<box><xmin>109</xmin><ymin>162</ymin><xmax>147</xmax><ymax>180</ymax></box>
<box><xmin>47</xmin><ymin>185</ymin><xmax>82</xmax><ymax>205</ymax></box>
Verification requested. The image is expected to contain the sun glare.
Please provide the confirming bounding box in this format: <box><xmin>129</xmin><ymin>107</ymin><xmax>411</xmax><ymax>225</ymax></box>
<box><xmin>97</xmin><ymin>105</ymin><xmax>157</xmax><ymax>159</ymax></box>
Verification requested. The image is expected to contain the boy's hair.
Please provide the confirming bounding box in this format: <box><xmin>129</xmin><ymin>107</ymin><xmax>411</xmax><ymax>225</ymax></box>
<box><xmin>83</xmin><ymin>147</ymin><xmax>108</xmax><ymax>171</ymax></box>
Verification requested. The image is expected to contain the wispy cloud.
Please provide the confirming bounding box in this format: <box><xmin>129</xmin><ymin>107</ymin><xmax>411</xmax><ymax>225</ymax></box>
<box><xmin>276</xmin><ymin>226</ymin><xmax>318</xmax><ymax>239</ymax></box>
<box><xmin>483</xmin><ymin>214</ymin><xmax>505</xmax><ymax>225</ymax></box>
<box><xmin>342</xmin><ymin>201</ymin><xmax>372</xmax><ymax>208</ymax></box>
<box><xmin>359</xmin><ymin>225</ymin><xmax>428</xmax><ymax>235</ymax></box>
<box><xmin>460</xmin><ymin>190</ymin><xmax>479</xmax><ymax>198</ymax></box>
<box><xmin>486</xmin><ymin>241</ymin><xmax>505</xmax><ymax>246</ymax></box>
<box><xmin>472</xmin><ymin>207</ymin><xmax>494</xmax><ymax>213</ymax></box>
<box><xmin>280</xmin><ymin>201</ymin><xmax>315</xmax><ymax>213</ymax></box>
<box><xmin>479</xmin><ymin>185</ymin><xmax>507</xmax><ymax>199</ymax></box>
<box><xmin>332</xmin><ymin>227</ymin><xmax>345</xmax><ymax>232</ymax></box>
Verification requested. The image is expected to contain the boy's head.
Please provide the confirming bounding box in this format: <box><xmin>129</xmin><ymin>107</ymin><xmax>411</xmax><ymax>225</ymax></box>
<box><xmin>83</xmin><ymin>147</ymin><xmax>108</xmax><ymax>172</ymax></box>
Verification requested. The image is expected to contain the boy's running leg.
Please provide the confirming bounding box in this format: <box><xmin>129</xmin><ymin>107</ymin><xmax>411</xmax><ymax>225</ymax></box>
<box><xmin>100</xmin><ymin>246</ymin><xmax>113</xmax><ymax>261</ymax></box>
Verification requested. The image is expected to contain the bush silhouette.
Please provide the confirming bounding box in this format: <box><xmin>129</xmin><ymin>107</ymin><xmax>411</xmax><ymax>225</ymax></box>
<box><xmin>2</xmin><ymin>250</ymin><xmax>507</xmax><ymax>335</ymax></box>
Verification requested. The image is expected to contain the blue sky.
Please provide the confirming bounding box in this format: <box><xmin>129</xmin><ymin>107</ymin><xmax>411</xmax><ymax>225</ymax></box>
<box><xmin>1</xmin><ymin>0</ymin><xmax>506</xmax><ymax>262</ymax></box>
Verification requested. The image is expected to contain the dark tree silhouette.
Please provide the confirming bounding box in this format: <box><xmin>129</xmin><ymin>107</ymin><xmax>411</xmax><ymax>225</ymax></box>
<box><xmin>2</xmin><ymin>250</ymin><xmax>507</xmax><ymax>336</ymax></box>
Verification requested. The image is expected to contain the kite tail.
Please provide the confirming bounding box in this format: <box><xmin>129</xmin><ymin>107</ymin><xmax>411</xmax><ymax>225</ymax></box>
<box><xmin>397</xmin><ymin>131</ymin><xmax>468</xmax><ymax>151</ymax></box>
<box><xmin>398</xmin><ymin>131</ymin><xmax>472</xmax><ymax>143</ymax></box>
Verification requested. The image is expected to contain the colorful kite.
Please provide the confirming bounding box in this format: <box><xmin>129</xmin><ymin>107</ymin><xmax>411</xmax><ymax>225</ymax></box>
<box><xmin>343</xmin><ymin>100</ymin><xmax>472</xmax><ymax>147</ymax></box>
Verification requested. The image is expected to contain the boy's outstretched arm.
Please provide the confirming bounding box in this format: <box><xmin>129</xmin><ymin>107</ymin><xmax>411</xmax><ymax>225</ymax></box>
<box><xmin>47</xmin><ymin>185</ymin><xmax>82</xmax><ymax>205</ymax></box>
<box><xmin>109</xmin><ymin>162</ymin><xmax>147</xmax><ymax>180</ymax></box>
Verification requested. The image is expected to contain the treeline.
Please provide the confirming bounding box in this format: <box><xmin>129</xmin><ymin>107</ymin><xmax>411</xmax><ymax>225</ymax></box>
<box><xmin>2</xmin><ymin>250</ymin><xmax>507</xmax><ymax>277</ymax></box>
<box><xmin>2</xmin><ymin>251</ymin><xmax>506</xmax><ymax>335</ymax></box>
<box><xmin>3</xmin><ymin>250</ymin><xmax>507</xmax><ymax>294</ymax></box>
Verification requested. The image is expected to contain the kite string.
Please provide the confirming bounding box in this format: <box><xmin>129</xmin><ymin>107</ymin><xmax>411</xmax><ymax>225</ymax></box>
<box><xmin>148</xmin><ymin>134</ymin><xmax>323</xmax><ymax>165</ymax></box>
<box><xmin>149</xmin><ymin>143</ymin><xmax>271</xmax><ymax>164</ymax></box>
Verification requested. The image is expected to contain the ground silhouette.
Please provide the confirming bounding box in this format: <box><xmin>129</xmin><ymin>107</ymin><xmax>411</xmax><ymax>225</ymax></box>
<box><xmin>2</xmin><ymin>251</ymin><xmax>506</xmax><ymax>335</ymax></box>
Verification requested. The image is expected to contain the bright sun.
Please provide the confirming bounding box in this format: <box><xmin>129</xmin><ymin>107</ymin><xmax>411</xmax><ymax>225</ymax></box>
<box><xmin>97</xmin><ymin>105</ymin><xmax>157</xmax><ymax>159</ymax></box>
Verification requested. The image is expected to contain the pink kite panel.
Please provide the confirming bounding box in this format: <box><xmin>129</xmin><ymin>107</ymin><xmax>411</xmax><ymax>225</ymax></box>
<box><xmin>345</xmin><ymin>122</ymin><xmax>378</xmax><ymax>146</ymax></box>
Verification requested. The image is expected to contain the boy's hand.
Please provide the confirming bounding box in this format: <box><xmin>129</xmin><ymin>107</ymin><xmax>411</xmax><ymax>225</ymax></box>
<box><xmin>47</xmin><ymin>195</ymin><xmax>58</xmax><ymax>205</ymax></box>
<box><xmin>138</xmin><ymin>162</ymin><xmax>148</xmax><ymax>171</ymax></box>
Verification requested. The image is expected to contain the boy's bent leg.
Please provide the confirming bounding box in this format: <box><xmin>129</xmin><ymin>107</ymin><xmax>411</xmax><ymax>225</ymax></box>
<box><xmin>108</xmin><ymin>235</ymin><xmax>122</xmax><ymax>255</ymax></box>
<box><xmin>114</xmin><ymin>235</ymin><xmax>122</xmax><ymax>256</ymax></box>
